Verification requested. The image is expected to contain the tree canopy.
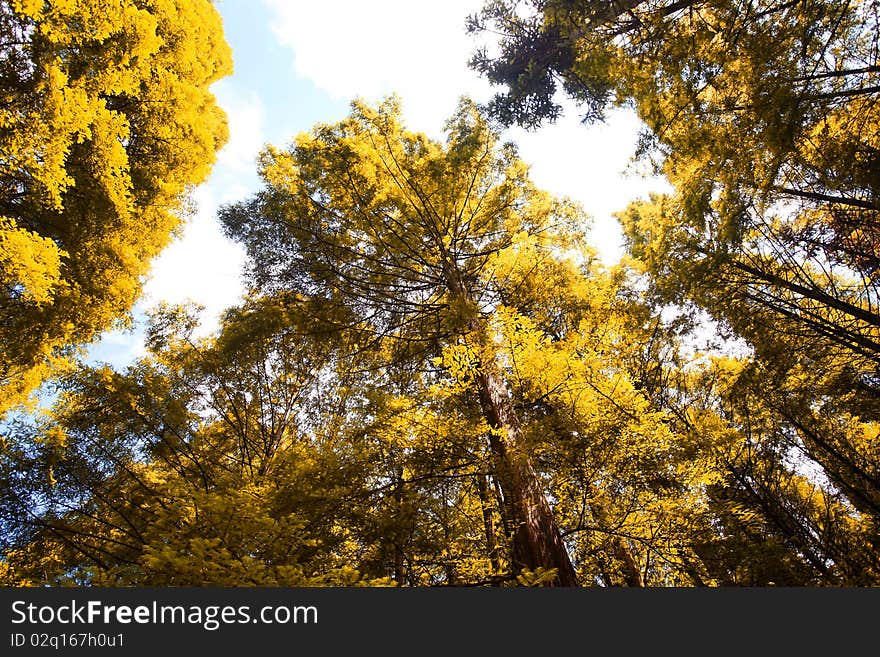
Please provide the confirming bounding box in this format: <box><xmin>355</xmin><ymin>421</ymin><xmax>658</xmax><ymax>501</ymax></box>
<box><xmin>0</xmin><ymin>0</ymin><xmax>232</xmax><ymax>416</ymax></box>
<box><xmin>2</xmin><ymin>2</ymin><xmax>879</xmax><ymax>588</ymax></box>
<box><xmin>4</xmin><ymin>96</ymin><xmax>877</xmax><ymax>587</ymax></box>
<box><xmin>469</xmin><ymin>0</ymin><xmax>880</xmax><ymax>570</ymax></box>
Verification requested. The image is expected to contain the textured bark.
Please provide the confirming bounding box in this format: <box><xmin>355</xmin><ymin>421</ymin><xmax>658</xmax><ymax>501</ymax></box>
<box><xmin>476</xmin><ymin>472</ymin><xmax>502</xmax><ymax>577</ymax></box>
<box><xmin>442</xmin><ymin>258</ymin><xmax>578</xmax><ymax>586</ymax></box>
<box><xmin>477</xmin><ymin>368</ymin><xmax>580</xmax><ymax>587</ymax></box>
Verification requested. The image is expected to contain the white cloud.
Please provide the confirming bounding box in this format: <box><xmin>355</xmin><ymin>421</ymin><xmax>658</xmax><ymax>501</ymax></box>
<box><xmin>507</xmin><ymin>103</ymin><xmax>673</xmax><ymax>263</ymax></box>
<box><xmin>214</xmin><ymin>85</ymin><xmax>268</xmax><ymax>177</ymax></box>
<box><xmin>263</xmin><ymin>0</ymin><xmax>493</xmax><ymax>137</ymax></box>
<box><xmin>141</xmin><ymin>184</ymin><xmax>247</xmax><ymax>336</ymax></box>
<box><xmin>84</xmin><ymin>323</ymin><xmax>148</xmax><ymax>367</ymax></box>
<box><xmin>85</xmin><ymin>2</ymin><xmax>672</xmax><ymax>372</ymax></box>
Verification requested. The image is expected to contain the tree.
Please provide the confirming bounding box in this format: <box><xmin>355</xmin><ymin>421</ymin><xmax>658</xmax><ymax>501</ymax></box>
<box><xmin>0</xmin><ymin>298</ymin><xmax>404</xmax><ymax>585</ymax></box>
<box><xmin>0</xmin><ymin>0</ymin><xmax>232</xmax><ymax>416</ymax></box>
<box><xmin>7</xmin><ymin>76</ymin><xmax>877</xmax><ymax>585</ymax></box>
<box><xmin>469</xmin><ymin>0</ymin><xmax>880</xmax><ymax>535</ymax></box>
<box><xmin>468</xmin><ymin>0</ymin><xmax>879</xmax><ymax>351</ymax></box>
<box><xmin>219</xmin><ymin>97</ymin><xmax>588</xmax><ymax>585</ymax></box>
<box><xmin>7</xmin><ymin>279</ymin><xmax>875</xmax><ymax>585</ymax></box>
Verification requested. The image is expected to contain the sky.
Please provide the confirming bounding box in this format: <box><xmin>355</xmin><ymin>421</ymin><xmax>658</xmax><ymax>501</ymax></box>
<box><xmin>86</xmin><ymin>0</ymin><xmax>670</xmax><ymax>368</ymax></box>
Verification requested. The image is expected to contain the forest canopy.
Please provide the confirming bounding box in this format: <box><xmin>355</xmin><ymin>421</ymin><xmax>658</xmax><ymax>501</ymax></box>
<box><xmin>0</xmin><ymin>0</ymin><xmax>231</xmax><ymax>416</ymax></box>
<box><xmin>1</xmin><ymin>0</ymin><xmax>878</xmax><ymax>587</ymax></box>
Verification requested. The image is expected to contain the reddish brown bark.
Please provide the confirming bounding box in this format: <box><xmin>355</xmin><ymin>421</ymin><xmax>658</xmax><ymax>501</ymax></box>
<box><xmin>477</xmin><ymin>367</ymin><xmax>580</xmax><ymax>587</ymax></box>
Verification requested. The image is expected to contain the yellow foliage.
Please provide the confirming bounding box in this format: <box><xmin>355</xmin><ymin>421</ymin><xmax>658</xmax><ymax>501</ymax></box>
<box><xmin>0</xmin><ymin>0</ymin><xmax>232</xmax><ymax>416</ymax></box>
<box><xmin>0</xmin><ymin>218</ymin><xmax>67</xmax><ymax>304</ymax></box>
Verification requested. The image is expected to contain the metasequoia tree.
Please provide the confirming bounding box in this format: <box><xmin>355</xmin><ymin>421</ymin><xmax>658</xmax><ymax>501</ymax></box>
<box><xmin>220</xmin><ymin>97</ymin><xmax>584</xmax><ymax>585</ymax></box>
<box><xmin>469</xmin><ymin>0</ymin><xmax>880</xmax><ymax>530</ymax></box>
<box><xmin>4</xmin><ymin>177</ymin><xmax>872</xmax><ymax>586</ymax></box>
<box><xmin>1</xmin><ymin>294</ymin><xmax>536</xmax><ymax>586</ymax></box>
<box><xmin>0</xmin><ymin>299</ymin><xmax>404</xmax><ymax>585</ymax></box>
<box><xmin>468</xmin><ymin>0</ymin><xmax>880</xmax><ymax>358</ymax></box>
<box><xmin>468</xmin><ymin>0</ymin><xmax>879</xmax><ymax>347</ymax></box>
<box><xmin>5</xmin><ymin>287</ymin><xmax>875</xmax><ymax>585</ymax></box>
<box><xmin>0</xmin><ymin>0</ymin><xmax>232</xmax><ymax>416</ymax></box>
<box><xmin>642</xmin><ymin>353</ymin><xmax>880</xmax><ymax>585</ymax></box>
<box><xmin>471</xmin><ymin>0</ymin><xmax>880</xmax><ymax>362</ymax></box>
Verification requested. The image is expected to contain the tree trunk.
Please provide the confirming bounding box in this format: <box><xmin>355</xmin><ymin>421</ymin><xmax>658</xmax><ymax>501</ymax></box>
<box><xmin>477</xmin><ymin>367</ymin><xmax>580</xmax><ymax>586</ymax></box>
<box><xmin>442</xmin><ymin>260</ymin><xmax>578</xmax><ymax>586</ymax></box>
<box><xmin>476</xmin><ymin>472</ymin><xmax>502</xmax><ymax>577</ymax></box>
<box><xmin>587</xmin><ymin>491</ymin><xmax>644</xmax><ymax>587</ymax></box>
